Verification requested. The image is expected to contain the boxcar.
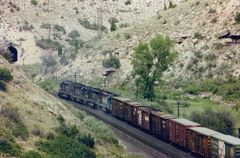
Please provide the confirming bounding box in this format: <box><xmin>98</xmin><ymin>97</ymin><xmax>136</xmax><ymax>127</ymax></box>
<box><xmin>167</xmin><ymin>118</ymin><xmax>200</xmax><ymax>148</ymax></box>
<box><xmin>136</xmin><ymin>106</ymin><xmax>152</xmax><ymax>131</ymax></box>
<box><xmin>112</xmin><ymin>97</ymin><xmax>131</xmax><ymax>120</ymax></box>
<box><xmin>125</xmin><ymin>101</ymin><xmax>142</xmax><ymax>125</ymax></box>
<box><xmin>150</xmin><ymin>111</ymin><xmax>167</xmax><ymax>138</ymax></box>
<box><xmin>211</xmin><ymin>134</ymin><xmax>240</xmax><ymax>158</ymax></box>
<box><xmin>188</xmin><ymin>127</ymin><xmax>222</xmax><ymax>157</ymax></box>
<box><xmin>159</xmin><ymin>114</ymin><xmax>176</xmax><ymax>140</ymax></box>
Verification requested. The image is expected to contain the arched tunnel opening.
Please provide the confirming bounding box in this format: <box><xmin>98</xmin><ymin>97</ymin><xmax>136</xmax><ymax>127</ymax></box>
<box><xmin>8</xmin><ymin>45</ymin><xmax>18</xmax><ymax>62</ymax></box>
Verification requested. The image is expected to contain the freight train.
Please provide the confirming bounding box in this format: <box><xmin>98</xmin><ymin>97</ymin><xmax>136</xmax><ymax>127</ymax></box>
<box><xmin>58</xmin><ymin>80</ymin><xmax>240</xmax><ymax>158</ymax></box>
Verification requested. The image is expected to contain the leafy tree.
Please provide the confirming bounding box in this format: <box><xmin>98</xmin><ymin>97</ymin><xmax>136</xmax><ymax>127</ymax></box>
<box><xmin>110</xmin><ymin>20</ymin><xmax>116</xmax><ymax>32</ymax></box>
<box><xmin>132</xmin><ymin>35</ymin><xmax>176</xmax><ymax>100</ymax></box>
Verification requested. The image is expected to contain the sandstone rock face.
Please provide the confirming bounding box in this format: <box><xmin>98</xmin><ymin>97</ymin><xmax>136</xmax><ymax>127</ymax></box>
<box><xmin>1</xmin><ymin>0</ymin><xmax>240</xmax><ymax>84</ymax></box>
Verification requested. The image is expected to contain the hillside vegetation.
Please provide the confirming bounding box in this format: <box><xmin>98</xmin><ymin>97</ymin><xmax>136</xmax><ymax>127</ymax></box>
<box><xmin>0</xmin><ymin>56</ymin><xmax>133</xmax><ymax>157</ymax></box>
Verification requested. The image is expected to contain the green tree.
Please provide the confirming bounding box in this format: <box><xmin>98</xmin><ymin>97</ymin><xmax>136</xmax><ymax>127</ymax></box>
<box><xmin>132</xmin><ymin>35</ymin><xmax>176</xmax><ymax>100</ymax></box>
<box><xmin>110</xmin><ymin>20</ymin><xmax>116</xmax><ymax>32</ymax></box>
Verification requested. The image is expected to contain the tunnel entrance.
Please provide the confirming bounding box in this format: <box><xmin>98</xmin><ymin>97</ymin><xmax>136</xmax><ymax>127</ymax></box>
<box><xmin>8</xmin><ymin>45</ymin><xmax>18</xmax><ymax>62</ymax></box>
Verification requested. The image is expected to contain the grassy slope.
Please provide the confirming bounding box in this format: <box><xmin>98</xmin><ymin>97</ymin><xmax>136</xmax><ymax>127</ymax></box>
<box><xmin>0</xmin><ymin>56</ymin><xmax>135</xmax><ymax>158</ymax></box>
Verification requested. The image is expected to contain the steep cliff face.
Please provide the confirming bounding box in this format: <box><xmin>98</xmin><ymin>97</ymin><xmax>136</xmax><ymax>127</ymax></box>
<box><xmin>57</xmin><ymin>0</ymin><xmax>240</xmax><ymax>84</ymax></box>
<box><xmin>0</xmin><ymin>0</ymin><xmax>183</xmax><ymax>64</ymax></box>
<box><xmin>1</xmin><ymin>0</ymin><xmax>240</xmax><ymax>84</ymax></box>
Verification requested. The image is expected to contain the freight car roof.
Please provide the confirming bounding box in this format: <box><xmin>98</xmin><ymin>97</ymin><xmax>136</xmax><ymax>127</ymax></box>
<box><xmin>189</xmin><ymin>127</ymin><xmax>222</xmax><ymax>136</ymax></box>
<box><xmin>138</xmin><ymin>106</ymin><xmax>152</xmax><ymax>111</ymax></box>
<box><xmin>212</xmin><ymin>134</ymin><xmax>240</xmax><ymax>145</ymax></box>
<box><xmin>113</xmin><ymin>97</ymin><xmax>131</xmax><ymax>102</ymax></box>
<box><xmin>171</xmin><ymin>118</ymin><xmax>200</xmax><ymax>126</ymax></box>
<box><xmin>151</xmin><ymin>111</ymin><xmax>166</xmax><ymax>116</ymax></box>
<box><xmin>127</xmin><ymin>101</ymin><xmax>142</xmax><ymax>107</ymax></box>
<box><xmin>160</xmin><ymin>114</ymin><xmax>176</xmax><ymax>120</ymax></box>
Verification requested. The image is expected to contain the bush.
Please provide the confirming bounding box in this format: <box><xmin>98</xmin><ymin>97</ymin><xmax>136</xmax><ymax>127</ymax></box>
<box><xmin>39</xmin><ymin>79</ymin><xmax>58</xmax><ymax>93</ymax></box>
<box><xmin>57</xmin><ymin>124</ymin><xmax>79</xmax><ymax>138</ymax></box>
<box><xmin>0</xmin><ymin>107</ymin><xmax>29</xmax><ymax>140</ymax></box>
<box><xmin>204</xmin><ymin>53</ymin><xmax>216</xmax><ymax>61</ymax></box>
<box><xmin>78</xmin><ymin>134</ymin><xmax>95</xmax><ymax>148</ymax></box>
<box><xmin>0</xmin><ymin>138</ymin><xmax>21</xmax><ymax>156</ymax></box>
<box><xmin>36</xmin><ymin>38</ymin><xmax>62</xmax><ymax>50</ymax></box>
<box><xmin>0</xmin><ymin>67</ymin><xmax>13</xmax><ymax>82</ymax></box>
<box><xmin>124</xmin><ymin>33</ymin><xmax>131</xmax><ymax>39</ymax></box>
<box><xmin>57</xmin><ymin>115</ymin><xmax>65</xmax><ymax>124</ymax></box>
<box><xmin>191</xmin><ymin>108</ymin><xmax>236</xmax><ymax>135</ymax></box>
<box><xmin>194</xmin><ymin>32</ymin><xmax>204</xmax><ymax>40</ymax></box>
<box><xmin>110</xmin><ymin>20</ymin><xmax>116</xmax><ymax>32</ymax></box>
<box><xmin>31</xmin><ymin>0</ymin><xmax>38</xmax><ymax>5</ymax></box>
<box><xmin>36</xmin><ymin>135</ymin><xmax>96</xmax><ymax>158</ymax></box>
<box><xmin>103</xmin><ymin>56</ymin><xmax>121</xmax><ymax>69</ymax></box>
<box><xmin>54</xmin><ymin>24</ymin><xmax>66</xmax><ymax>34</ymax></box>
<box><xmin>125</xmin><ymin>0</ymin><xmax>131</xmax><ymax>5</ymax></box>
<box><xmin>235</xmin><ymin>12</ymin><xmax>240</xmax><ymax>24</ymax></box>
<box><xmin>40</xmin><ymin>23</ymin><xmax>51</xmax><ymax>29</ymax></box>
<box><xmin>21</xmin><ymin>151</ymin><xmax>43</xmax><ymax>158</ymax></box>
<box><xmin>78</xmin><ymin>19</ymin><xmax>107</xmax><ymax>32</ymax></box>
<box><xmin>169</xmin><ymin>1</ymin><xmax>176</xmax><ymax>8</ymax></box>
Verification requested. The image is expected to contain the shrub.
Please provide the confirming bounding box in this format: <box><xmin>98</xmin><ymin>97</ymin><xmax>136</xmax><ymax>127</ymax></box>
<box><xmin>0</xmin><ymin>67</ymin><xmax>13</xmax><ymax>82</ymax></box>
<box><xmin>169</xmin><ymin>1</ymin><xmax>176</xmax><ymax>8</ymax></box>
<box><xmin>21</xmin><ymin>151</ymin><xmax>43</xmax><ymax>158</ymax></box>
<box><xmin>31</xmin><ymin>0</ymin><xmax>38</xmax><ymax>5</ymax></box>
<box><xmin>36</xmin><ymin>38</ymin><xmax>62</xmax><ymax>50</ymax></box>
<box><xmin>0</xmin><ymin>138</ymin><xmax>21</xmax><ymax>156</ymax></box>
<box><xmin>57</xmin><ymin>124</ymin><xmax>79</xmax><ymax>138</ymax></box>
<box><xmin>78</xmin><ymin>134</ymin><xmax>95</xmax><ymax>148</ymax></box>
<box><xmin>54</xmin><ymin>24</ymin><xmax>66</xmax><ymax>34</ymax></box>
<box><xmin>39</xmin><ymin>79</ymin><xmax>58</xmax><ymax>93</ymax></box>
<box><xmin>110</xmin><ymin>20</ymin><xmax>116</xmax><ymax>32</ymax></box>
<box><xmin>125</xmin><ymin>0</ymin><xmax>131</xmax><ymax>5</ymax></box>
<box><xmin>36</xmin><ymin>135</ymin><xmax>96</xmax><ymax>158</ymax></box>
<box><xmin>12</xmin><ymin>123</ymin><xmax>29</xmax><ymax>140</ymax></box>
<box><xmin>40</xmin><ymin>23</ymin><xmax>51</xmax><ymax>29</ymax></box>
<box><xmin>68</xmin><ymin>30</ymin><xmax>80</xmax><ymax>39</ymax></box>
<box><xmin>194</xmin><ymin>32</ymin><xmax>204</xmax><ymax>40</ymax></box>
<box><xmin>235</xmin><ymin>12</ymin><xmax>240</xmax><ymax>24</ymax></box>
<box><xmin>124</xmin><ymin>33</ymin><xmax>131</xmax><ymax>39</ymax></box>
<box><xmin>191</xmin><ymin>108</ymin><xmax>236</xmax><ymax>135</ymax></box>
<box><xmin>102</xmin><ymin>56</ymin><xmax>121</xmax><ymax>69</ymax></box>
<box><xmin>204</xmin><ymin>53</ymin><xmax>216</xmax><ymax>61</ymax></box>
<box><xmin>0</xmin><ymin>107</ymin><xmax>29</xmax><ymax>140</ymax></box>
<box><xmin>78</xmin><ymin>19</ymin><xmax>107</xmax><ymax>32</ymax></box>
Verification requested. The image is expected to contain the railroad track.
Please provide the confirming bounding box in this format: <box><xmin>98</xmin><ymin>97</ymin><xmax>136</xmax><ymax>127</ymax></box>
<box><xmin>59</xmin><ymin>97</ymin><xmax>195</xmax><ymax>158</ymax></box>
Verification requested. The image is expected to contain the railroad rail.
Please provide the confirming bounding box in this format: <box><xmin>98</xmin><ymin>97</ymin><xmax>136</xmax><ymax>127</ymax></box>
<box><xmin>59</xmin><ymin>97</ymin><xmax>195</xmax><ymax>158</ymax></box>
